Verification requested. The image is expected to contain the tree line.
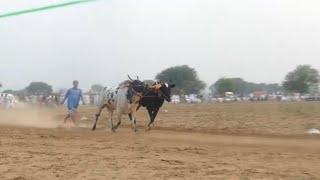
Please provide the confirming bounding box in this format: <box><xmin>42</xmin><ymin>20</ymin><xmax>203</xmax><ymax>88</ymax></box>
<box><xmin>211</xmin><ymin>65</ymin><xmax>319</xmax><ymax>95</ymax></box>
<box><xmin>1</xmin><ymin>64</ymin><xmax>319</xmax><ymax>96</ymax></box>
<box><xmin>148</xmin><ymin>64</ymin><xmax>319</xmax><ymax>96</ymax></box>
<box><xmin>210</xmin><ymin>78</ymin><xmax>283</xmax><ymax>96</ymax></box>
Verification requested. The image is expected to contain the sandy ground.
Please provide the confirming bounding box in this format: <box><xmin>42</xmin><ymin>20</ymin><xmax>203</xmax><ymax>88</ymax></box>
<box><xmin>1</xmin><ymin>103</ymin><xmax>320</xmax><ymax>179</ymax></box>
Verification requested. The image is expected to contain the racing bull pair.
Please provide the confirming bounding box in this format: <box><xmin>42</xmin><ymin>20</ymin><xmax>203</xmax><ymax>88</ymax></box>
<box><xmin>92</xmin><ymin>75</ymin><xmax>175</xmax><ymax>133</ymax></box>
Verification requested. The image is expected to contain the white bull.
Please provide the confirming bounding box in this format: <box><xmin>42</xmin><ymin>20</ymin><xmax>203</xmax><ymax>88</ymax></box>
<box><xmin>92</xmin><ymin>77</ymin><xmax>146</xmax><ymax>132</ymax></box>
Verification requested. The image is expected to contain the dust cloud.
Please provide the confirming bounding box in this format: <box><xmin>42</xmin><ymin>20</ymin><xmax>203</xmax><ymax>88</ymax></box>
<box><xmin>0</xmin><ymin>108</ymin><xmax>62</xmax><ymax>128</ymax></box>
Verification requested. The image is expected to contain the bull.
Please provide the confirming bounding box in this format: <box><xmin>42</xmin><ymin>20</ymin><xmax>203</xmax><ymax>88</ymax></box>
<box><xmin>130</xmin><ymin>81</ymin><xmax>175</xmax><ymax>132</ymax></box>
<box><xmin>92</xmin><ymin>76</ymin><xmax>146</xmax><ymax>132</ymax></box>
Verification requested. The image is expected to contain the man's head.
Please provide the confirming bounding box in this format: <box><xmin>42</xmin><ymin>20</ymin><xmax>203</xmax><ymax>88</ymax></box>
<box><xmin>73</xmin><ymin>80</ymin><xmax>79</xmax><ymax>88</ymax></box>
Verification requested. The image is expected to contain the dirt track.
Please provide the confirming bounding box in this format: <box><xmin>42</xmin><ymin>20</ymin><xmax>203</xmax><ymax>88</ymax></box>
<box><xmin>1</xmin><ymin>103</ymin><xmax>320</xmax><ymax>179</ymax></box>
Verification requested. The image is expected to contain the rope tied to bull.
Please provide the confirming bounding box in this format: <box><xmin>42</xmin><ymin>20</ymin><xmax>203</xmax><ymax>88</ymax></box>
<box><xmin>125</xmin><ymin>84</ymin><xmax>143</xmax><ymax>104</ymax></box>
<box><xmin>140</xmin><ymin>84</ymin><xmax>170</xmax><ymax>100</ymax></box>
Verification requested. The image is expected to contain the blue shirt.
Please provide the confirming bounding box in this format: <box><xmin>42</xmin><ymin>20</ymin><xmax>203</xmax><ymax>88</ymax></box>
<box><xmin>64</xmin><ymin>88</ymin><xmax>84</xmax><ymax>110</ymax></box>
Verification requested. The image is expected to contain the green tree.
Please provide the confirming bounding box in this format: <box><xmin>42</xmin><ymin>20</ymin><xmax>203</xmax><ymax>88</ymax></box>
<box><xmin>143</xmin><ymin>80</ymin><xmax>156</xmax><ymax>86</ymax></box>
<box><xmin>283</xmin><ymin>65</ymin><xmax>319</xmax><ymax>94</ymax></box>
<box><xmin>25</xmin><ymin>82</ymin><xmax>53</xmax><ymax>95</ymax></box>
<box><xmin>90</xmin><ymin>84</ymin><xmax>104</xmax><ymax>93</ymax></box>
<box><xmin>3</xmin><ymin>89</ymin><xmax>14</xmax><ymax>94</ymax></box>
<box><xmin>211</xmin><ymin>78</ymin><xmax>283</xmax><ymax>96</ymax></box>
<box><xmin>258</xmin><ymin>83</ymin><xmax>283</xmax><ymax>93</ymax></box>
<box><xmin>155</xmin><ymin>65</ymin><xmax>206</xmax><ymax>94</ymax></box>
<box><xmin>209</xmin><ymin>84</ymin><xmax>216</xmax><ymax>94</ymax></box>
<box><xmin>213</xmin><ymin>78</ymin><xmax>246</xmax><ymax>95</ymax></box>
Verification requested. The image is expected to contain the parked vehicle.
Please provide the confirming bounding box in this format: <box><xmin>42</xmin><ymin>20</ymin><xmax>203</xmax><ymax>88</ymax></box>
<box><xmin>185</xmin><ymin>94</ymin><xmax>202</xmax><ymax>103</ymax></box>
<box><xmin>171</xmin><ymin>95</ymin><xmax>181</xmax><ymax>104</ymax></box>
<box><xmin>223</xmin><ymin>92</ymin><xmax>235</xmax><ymax>102</ymax></box>
<box><xmin>303</xmin><ymin>94</ymin><xmax>320</xmax><ymax>101</ymax></box>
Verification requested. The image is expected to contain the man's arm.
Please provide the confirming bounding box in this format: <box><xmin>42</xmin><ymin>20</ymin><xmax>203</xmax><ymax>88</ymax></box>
<box><xmin>62</xmin><ymin>89</ymin><xmax>70</xmax><ymax>104</ymax></box>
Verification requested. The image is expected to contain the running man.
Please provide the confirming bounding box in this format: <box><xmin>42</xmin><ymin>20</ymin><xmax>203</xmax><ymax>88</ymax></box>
<box><xmin>62</xmin><ymin>80</ymin><xmax>85</xmax><ymax>126</ymax></box>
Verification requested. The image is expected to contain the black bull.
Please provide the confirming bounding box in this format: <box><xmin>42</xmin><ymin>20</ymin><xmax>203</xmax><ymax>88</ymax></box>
<box><xmin>130</xmin><ymin>82</ymin><xmax>175</xmax><ymax>132</ymax></box>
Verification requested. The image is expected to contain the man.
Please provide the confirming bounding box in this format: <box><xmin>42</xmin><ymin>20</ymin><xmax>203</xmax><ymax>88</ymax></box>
<box><xmin>62</xmin><ymin>80</ymin><xmax>85</xmax><ymax>126</ymax></box>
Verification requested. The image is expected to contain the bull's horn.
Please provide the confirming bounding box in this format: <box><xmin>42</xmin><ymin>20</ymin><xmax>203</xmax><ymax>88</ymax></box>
<box><xmin>128</xmin><ymin>75</ymin><xmax>133</xmax><ymax>81</ymax></box>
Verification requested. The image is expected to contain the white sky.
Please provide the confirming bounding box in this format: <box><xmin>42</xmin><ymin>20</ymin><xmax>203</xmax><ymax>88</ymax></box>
<box><xmin>1</xmin><ymin>0</ymin><xmax>320</xmax><ymax>91</ymax></box>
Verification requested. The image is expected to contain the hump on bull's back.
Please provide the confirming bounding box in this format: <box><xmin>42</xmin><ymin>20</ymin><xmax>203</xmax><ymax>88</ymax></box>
<box><xmin>119</xmin><ymin>80</ymin><xmax>131</xmax><ymax>88</ymax></box>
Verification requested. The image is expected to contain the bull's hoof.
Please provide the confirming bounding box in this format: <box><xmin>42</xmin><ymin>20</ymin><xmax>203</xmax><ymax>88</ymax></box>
<box><xmin>92</xmin><ymin>125</ymin><xmax>97</xmax><ymax>131</ymax></box>
<box><xmin>111</xmin><ymin>127</ymin><xmax>117</xmax><ymax>133</ymax></box>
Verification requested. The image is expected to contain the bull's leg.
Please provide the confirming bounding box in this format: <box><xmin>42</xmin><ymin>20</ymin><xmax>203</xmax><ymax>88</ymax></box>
<box><xmin>136</xmin><ymin>105</ymin><xmax>142</xmax><ymax>111</ymax></box>
<box><xmin>113</xmin><ymin>112</ymin><xmax>123</xmax><ymax>130</ymax></box>
<box><xmin>112</xmin><ymin>113</ymin><xmax>122</xmax><ymax>132</ymax></box>
<box><xmin>131</xmin><ymin>110</ymin><xmax>138</xmax><ymax>132</ymax></box>
<box><xmin>145</xmin><ymin>108</ymin><xmax>154</xmax><ymax>132</ymax></box>
<box><xmin>128</xmin><ymin>113</ymin><xmax>137</xmax><ymax>125</ymax></box>
<box><xmin>146</xmin><ymin>107</ymin><xmax>160</xmax><ymax>132</ymax></box>
<box><xmin>127</xmin><ymin>113</ymin><xmax>138</xmax><ymax>132</ymax></box>
<box><xmin>113</xmin><ymin>120</ymin><xmax>121</xmax><ymax>130</ymax></box>
<box><xmin>92</xmin><ymin>105</ymin><xmax>104</xmax><ymax>131</ymax></box>
<box><xmin>108</xmin><ymin>109</ymin><xmax>115</xmax><ymax>132</ymax></box>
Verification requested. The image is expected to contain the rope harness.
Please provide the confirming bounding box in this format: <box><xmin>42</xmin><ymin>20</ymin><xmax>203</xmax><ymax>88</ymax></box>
<box><xmin>124</xmin><ymin>83</ymin><xmax>171</xmax><ymax>102</ymax></box>
<box><xmin>125</xmin><ymin>84</ymin><xmax>145</xmax><ymax>103</ymax></box>
<box><xmin>141</xmin><ymin>86</ymin><xmax>170</xmax><ymax>101</ymax></box>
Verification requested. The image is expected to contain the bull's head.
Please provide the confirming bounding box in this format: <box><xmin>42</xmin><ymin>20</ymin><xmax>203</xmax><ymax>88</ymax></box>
<box><xmin>127</xmin><ymin>75</ymin><xmax>145</xmax><ymax>94</ymax></box>
<box><xmin>149</xmin><ymin>81</ymin><xmax>176</xmax><ymax>102</ymax></box>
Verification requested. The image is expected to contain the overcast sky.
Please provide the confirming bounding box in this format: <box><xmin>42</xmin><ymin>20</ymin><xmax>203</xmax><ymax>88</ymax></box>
<box><xmin>1</xmin><ymin>0</ymin><xmax>320</xmax><ymax>91</ymax></box>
